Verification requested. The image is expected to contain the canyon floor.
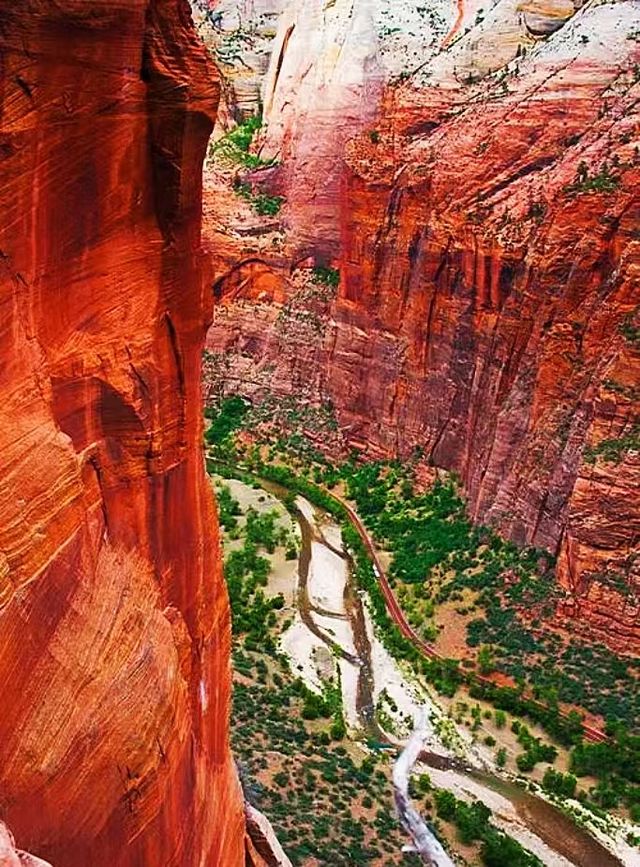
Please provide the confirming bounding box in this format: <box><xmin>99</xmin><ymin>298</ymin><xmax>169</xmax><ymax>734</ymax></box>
<box><xmin>205</xmin><ymin>406</ymin><xmax>640</xmax><ymax>866</ymax></box>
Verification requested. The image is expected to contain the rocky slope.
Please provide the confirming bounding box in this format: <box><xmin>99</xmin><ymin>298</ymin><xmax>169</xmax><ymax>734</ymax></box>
<box><xmin>191</xmin><ymin>0</ymin><xmax>285</xmax><ymax>119</ymax></box>
<box><xmin>0</xmin><ymin>1</ymin><xmax>245</xmax><ymax>864</ymax></box>
<box><xmin>206</xmin><ymin>0</ymin><xmax>640</xmax><ymax>651</ymax></box>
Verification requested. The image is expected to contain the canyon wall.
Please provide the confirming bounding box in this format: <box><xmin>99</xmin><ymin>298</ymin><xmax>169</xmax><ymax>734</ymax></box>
<box><xmin>191</xmin><ymin>0</ymin><xmax>285</xmax><ymax>119</ymax></box>
<box><xmin>258</xmin><ymin>0</ymin><xmax>454</xmax><ymax>253</ymax></box>
<box><xmin>206</xmin><ymin>0</ymin><xmax>640</xmax><ymax>651</ymax></box>
<box><xmin>0</xmin><ymin>2</ymin><xmax>245</xmax><ymax>864</ymax></box>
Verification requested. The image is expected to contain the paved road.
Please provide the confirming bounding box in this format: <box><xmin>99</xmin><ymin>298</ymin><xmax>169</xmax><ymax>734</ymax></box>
<box><xmin>209</xmin><ymin>456</ymin><xmax>607</xmax><ymax>745</ymax></box>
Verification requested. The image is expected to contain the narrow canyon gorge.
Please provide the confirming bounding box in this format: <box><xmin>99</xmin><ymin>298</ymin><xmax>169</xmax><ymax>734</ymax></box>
<box><xmin>0</xmin><ymin>0</ymin><xmax>638</xmax><ymax>865</ymax></box>
<box><xmin>202</xmin><ymin>0</ymin><xmax>640</xmax><ymax>653</ymax></box>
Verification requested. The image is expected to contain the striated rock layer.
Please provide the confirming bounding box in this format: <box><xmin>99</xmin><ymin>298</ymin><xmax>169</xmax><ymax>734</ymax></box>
<box><xmin>207</xmin><ymin>0</ymin><xmax>640</xmax><ymax>651</ymax></box>
<box><xmin>190</xmin><ymin>0</ymin><xmax>285</xmax><ymax>120</ymax></box>
<box><xmin>0</xmin><ymin>2</ymin><xmax>245</xmax><ymax>865</ymax></box>
<box><xmin>258</xmin><ymin>0</ymin><xmax>454</xmax><ymax>253</ymax></box>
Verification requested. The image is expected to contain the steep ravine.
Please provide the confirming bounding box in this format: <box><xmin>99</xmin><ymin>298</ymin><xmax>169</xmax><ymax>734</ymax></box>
<box><xmin>203</xmin><ymin>0</ymin><xmax>640</xmax><ymax>653</ymax></box>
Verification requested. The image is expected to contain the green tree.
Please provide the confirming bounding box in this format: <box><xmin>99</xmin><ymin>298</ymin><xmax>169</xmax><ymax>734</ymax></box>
<box><xmin>478</xmin><ymin>645</ymin><xmax>496</xmax><ymax>675</ymax></box>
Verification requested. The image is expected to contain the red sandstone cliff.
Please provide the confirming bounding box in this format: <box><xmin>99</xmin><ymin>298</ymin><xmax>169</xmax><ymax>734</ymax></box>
<box><xmin>0</xmin><ymin>2</ymin><xmax>245</xmax><ymax>864</ymax></box>
<box><xmin>205</xmin><ymin>0</ymin><xmax>640</xmax><ymax>651</ymax></box>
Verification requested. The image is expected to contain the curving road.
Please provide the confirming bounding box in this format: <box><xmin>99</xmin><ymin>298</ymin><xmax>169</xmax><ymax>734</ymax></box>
<box><xmin>208</xmin><ymin>456</ymin><xmax>606</xmax><ymax>745</ymax></box>
<box><xmin>326</xmin><ymin>489</ymin><xmax>607</xmax><ymax>745</ymax></box>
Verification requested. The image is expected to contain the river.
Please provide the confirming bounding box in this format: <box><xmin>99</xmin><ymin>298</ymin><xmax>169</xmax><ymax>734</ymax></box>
<box><xmin>234</xmin><ymin>474</ymin><xmax>633</xmax><ymax>866</ymax></box>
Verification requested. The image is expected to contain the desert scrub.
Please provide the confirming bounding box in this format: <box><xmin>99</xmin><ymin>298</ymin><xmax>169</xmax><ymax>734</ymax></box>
<box><xmin>564</xmin><ymin>162</ymin><xmax>620</xmax><ymax>195</ymax></box>
<box><xmin>219</xmin><ymin>493</ymin><xmax>422</xmax><ymax>864</ymax></box>
<box><xmin>431</xmin><ymin>788</ymin><xmax>543</xmax><ymax>866</ymax></box>
<box><xmin>583</xmin><ymin>427</ymin><xmax>640</xmax><ymax>464</ymax></box>
<box><xmin>233</xmin><ymin>179</ymin><xmax>283</xmax><ymax>216</ymax></box>
<box><xmin>312</xmin><ymin>265</ymin><xmax>341</xmax><ymax>288</ymax></box>
<box><xmin>210</xmin><ymin>115</ymin><xmax>276</xmax><ymax>169</ymax></box>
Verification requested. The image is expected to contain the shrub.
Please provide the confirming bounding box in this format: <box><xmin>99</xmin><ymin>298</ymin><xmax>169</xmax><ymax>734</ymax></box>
<box><xmin>312</xmin><ymin>266</ymin><xmax>340</xmax><ymax>288</ymax></box>
<box><xmin>206</xmin><ymin>396</ymin><xmax>250</xmax><ymax>445</ymax></box>
<box><xmin>434</xmin><ymin>789</ymin><xmax>457</xmax><ymax>821</ymax></box>
<box><xmin>516</xmin><ymin>752</ymin><xmax>536</xmax><ymax>773</ymax></box>
<box><xmin>542</xmin><ymin>768</ymin><xmax>577</xmax><ymax>799</ymax></box>
<box><xmin>478</xmin><ymin>645</ymin><xmax>496</xmax><ymax>675</ymax></box>
<box><xmin>211</xmin><ymin>115</ymin><xmax>275</xmax><ymax>169</ymax></box>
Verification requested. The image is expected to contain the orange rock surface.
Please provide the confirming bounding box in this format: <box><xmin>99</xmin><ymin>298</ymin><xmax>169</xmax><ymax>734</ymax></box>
<box><xmin>0</xmin><ymin>1</ymin><xmax>244</xmax><ymax>864</ymax></box>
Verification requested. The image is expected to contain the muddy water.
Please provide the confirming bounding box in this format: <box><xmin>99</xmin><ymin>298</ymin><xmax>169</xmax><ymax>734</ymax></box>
<box><xmin>264</xmin><ymin>481</ymin><xmax>380</xmax><ymax>734</ymax></box>
<box><xmin>259</xmin><ymin>479</ymin><xmax>625</xmax><ymax>867</ymax></box>
<box><xmin>470</xmin><ymin>770</ymin><xmax>624</xmax><ymax>867</ymax></box>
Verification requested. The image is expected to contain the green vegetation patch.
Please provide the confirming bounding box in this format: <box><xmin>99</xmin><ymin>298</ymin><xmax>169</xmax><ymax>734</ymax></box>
<box><xmin>205</xmin><ymin>395</ymin><xmax>250</xmax><ymax>445</ymax></box>
<box><xmin>203</xmin><ymin>397</ymin><xmax>640</xmax><ymax>823</ymax></box>
<box><xmin>431</xmin><ymin>786</ymin><xmax>543</xmax><ymax>866</ymax></box>
<box><xmin>619</xmin><ymin>311</ymin><xmax>640</xmax><ymax>346</ymax></box>
<box><xmin>312</xmin><ymin>266</ymin><xmax>341</xmax><ymax>288</ymax></box>
<box><xmin>211</xmin><ymin>115</ymin><xmax>276</xmax><ymax>169</ymax></box>
<box><xmin>564</xmin><ymin>162</ymin><xmax>621</xmax><ymax>195</ymax></box>
<box><xmin>583</xmin><ymin>427</ymin><xmax>640</xmax><ymax>464</ymax></box>
<box><xmin>234</xmin><ymin>179</ymin><xmax>284</xmax><ymax>217</ymax></box>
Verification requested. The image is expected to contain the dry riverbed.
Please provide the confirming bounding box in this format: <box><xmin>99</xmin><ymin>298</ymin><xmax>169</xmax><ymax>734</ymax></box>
<box><xmin>215</xmin><ymin>474</ymin><xmax>639</xmax><ymax>867</ymax></box>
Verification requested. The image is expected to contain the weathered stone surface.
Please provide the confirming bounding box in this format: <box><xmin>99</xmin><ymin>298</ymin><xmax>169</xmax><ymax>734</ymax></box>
<box><xmin>0</xmin><ymin>823</ymin><xmax>51</xmax><ymax>867</ymax></box>
<box><xmin>191</xmin><ymin>0</ymin><xmax>285</xmax><ymax>119</ymax></box>
<box><xmin>244</xmin><ymin>803</ymin><xmax>293</xmax><ymax>867</ymax></box>
<box><xmin>0</xmin><ymin>1</ymin><xmax>244</xmax><ymax>864</ymax></box>
<box><xmin>258</xmin><ymin>0</ymin><xmax>454</xmax><ymax>254</ymax></box>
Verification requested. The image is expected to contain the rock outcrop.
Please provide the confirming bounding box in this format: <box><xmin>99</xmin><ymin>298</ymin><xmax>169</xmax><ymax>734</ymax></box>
<box><xmin>191</xmin><ymin>0</ymin><xmax>285</xmax><ymax>120</ymax></box>
<box><xmin>206</xmin><ymin>0</ymin><xmax>640</xmax><ymax>650</ymax></box>
<box><xmin>244</xmin><ymin>803</ymin><xmax>293</xmax><ymax>867</ymax></box>
<box><xmin>258</xmin><ymin>0</ymin><xmax>454</xmax><ymax>253</ymax></box>
<box><xmin>0</xmin><ymin>1</ymin><xmax>244</xmax><ymax>864</ymax></box>
<box><xmin>0</xmin><ymin>823</ymin><xmax>51</xmax><ymax>867</ymax></box>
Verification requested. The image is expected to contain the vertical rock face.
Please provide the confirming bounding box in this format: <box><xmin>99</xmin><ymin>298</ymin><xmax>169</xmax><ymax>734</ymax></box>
<box><xmin>190</xmin><ymin>0</ymin><xmax>286</xmax><ymax>119</ymax></box>
<box><xmin>334</xmin><ymin>1</ymin><xmax>640</xmax><ymax>649</ymax></box>
<box><xmin>206</xmin><ymin>0</ymin><xmax>640</xmax><ymax>651</ymax></box>
<box><xmin>259</xmin><ymin>0</ymin><xmax>453</xmax><ymax>253</ymax></box>
<box><xmin>0</xmin><ymin>2</ymin><xmax>244</xmax><ymax>865</ymax></box>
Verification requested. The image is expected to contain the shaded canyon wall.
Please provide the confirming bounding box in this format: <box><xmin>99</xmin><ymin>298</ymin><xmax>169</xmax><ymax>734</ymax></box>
<box><xmin>0</xmin><ymin>1</ymin><xmax>245</xmax><ymax>864</ymax></box>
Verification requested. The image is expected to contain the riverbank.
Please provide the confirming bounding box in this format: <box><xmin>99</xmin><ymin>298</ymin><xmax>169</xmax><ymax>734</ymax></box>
<box><xmin>213</xmin><ymin>468</ymin><xmax>636</xmax><ymax>865</ymax></box>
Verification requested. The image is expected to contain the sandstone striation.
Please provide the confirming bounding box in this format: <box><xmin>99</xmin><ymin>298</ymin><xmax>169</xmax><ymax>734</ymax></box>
<box><xmin>258</xmin><ymin>0</ymin><xmax>455</xmax><ymax>253</ymax></box>
<box><xmin>206</xmin><ymin>0</ymin><xmax>640</xmax><ymax>651</ymax></box>
<box><xmin>0</xmin><ymin>1</ymin><xmax>245</xmax><ymax>864</ymax></box>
